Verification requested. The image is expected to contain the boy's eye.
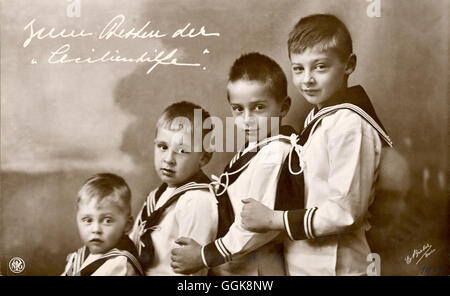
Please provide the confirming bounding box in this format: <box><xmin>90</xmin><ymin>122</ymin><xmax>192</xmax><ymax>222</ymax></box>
<box><xmin>231</xmin><ymin>105</ymin><xmax>243</xmax><ymax>112</ymax></box>
<box><xmin>292</xmin><ymin>66</ymin><xmax>304</xmax><ymax>73</ymax></box>
<box><xmin>81</xmin><ymin>217</ymin><xmax>92</xmax><ymax>223</ymax></box>
<box><xmin>254</xmin><ymin>104</ymin><xmax>266</xmax><ymax>111</ymax></box>
<box><xmin>156</xmin><ymin>143</ymin><xmax>168</xmax><ymax>150</ymax></box>
<box><xmin>175</xmin><ymin>146</ymin><xmax>189</xmax><ymax>154</ymax></box>
<box><xmin>315</xmin><ymin>64</ymin><xmax>328</xmax><ymax>71</ymax></box>
<box><xmin>103</xmin><ymin>217</ymin><xmax>114</xmax><ymax>224</ymax></box>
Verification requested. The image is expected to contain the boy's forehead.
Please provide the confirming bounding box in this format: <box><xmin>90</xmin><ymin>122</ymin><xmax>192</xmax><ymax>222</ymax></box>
<box><xmin>78</xmin><ymin>195</ymin><xmax>125</xmax><ymax>213</ymax></box>
<box><xmin>290</xmin><ymin>46</ymin><xmax>340</xmax><ymax>64</ymax></box>
<box><xmin>156</xmin><ymin>127</ymin><xmax>192</xmax><ymax>145</ymax></box>
<box><xmin>227</xmin><ymin>79</ymin><xmax>276</xmax><ymax>103</ymax></box>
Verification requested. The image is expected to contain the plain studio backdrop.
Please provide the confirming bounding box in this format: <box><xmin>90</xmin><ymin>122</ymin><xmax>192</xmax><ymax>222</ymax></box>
<box><xmin>1</xmin><ymin>0</ymin><xmax>448</xmax><ymax>275</ymax></box>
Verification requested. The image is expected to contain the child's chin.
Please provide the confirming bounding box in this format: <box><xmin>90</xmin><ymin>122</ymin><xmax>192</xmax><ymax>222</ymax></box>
<box><xmin>160</xmin><ymin>176</ymin><xmax>178</xmax><ymax>186</ymax></box>
<box><xmin>88</xmin><ymin>245</ymin><xmax>108</xmax><ymax>254</ymax></box>
<box><xmin>302</xmin><ymin>95</ymin><xmax>320</xmax><ymax>104</ymax></box>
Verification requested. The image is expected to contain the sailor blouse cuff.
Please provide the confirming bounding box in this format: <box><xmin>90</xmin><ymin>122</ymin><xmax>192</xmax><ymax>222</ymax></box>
<box><xmin>202</xmin><ymin>238</ymin><xmax>232</xmax><ymax>268</ymax></box>
<box><xmin>284</xmin><ymin>207</ymin><xmax>318</xmax><ymax>240</ymax></box>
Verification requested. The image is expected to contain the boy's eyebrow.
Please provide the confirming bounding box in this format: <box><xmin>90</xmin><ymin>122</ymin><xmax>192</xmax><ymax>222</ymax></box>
<box><xmin>250</xmin><ymin>99</ymin><xmax>269</xmax><ymax>104</ymax></box>
<box><xmin>291</xmin><ymin>57</ymin><xmax>331</xmax><ymax>65</ymax></box>
<box><xmin>230</xmin><ymin>99</ymin><xmax>269</xmax><ymax>105</ymax></box>
<box><xmin>311</xmin><ymin>58</ymin><xmax>331</xmax><ymax>63</ymax></box>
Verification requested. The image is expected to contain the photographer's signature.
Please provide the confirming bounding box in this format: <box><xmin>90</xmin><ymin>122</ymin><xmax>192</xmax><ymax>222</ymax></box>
<box><xmin>404</xmin><ymin>243</ymin><xmax>436</xmax><ymax>265</ymax></box>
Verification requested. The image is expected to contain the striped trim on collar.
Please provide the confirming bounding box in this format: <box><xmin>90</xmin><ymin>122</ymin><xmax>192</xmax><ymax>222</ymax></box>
<box><xmin>97</xmin><ymin>249</ymin><xmax>144</xmax><ymax>275</ymax></box>
<box><xmin>305</xmin><ymin>103</ymin><xmax>393</xmax><ymax>147</ymax></box>
<box><xmin>145</xmin><ymin>182</ymin><xmax>211</xmax><ymax>215</ymax></box>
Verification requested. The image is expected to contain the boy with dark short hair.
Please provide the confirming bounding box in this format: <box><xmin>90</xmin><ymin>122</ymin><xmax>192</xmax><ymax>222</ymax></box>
<box><xmin>170</xmin><ymin>52</ymin><xmax>296</xmax><ymax>275</ymax></box>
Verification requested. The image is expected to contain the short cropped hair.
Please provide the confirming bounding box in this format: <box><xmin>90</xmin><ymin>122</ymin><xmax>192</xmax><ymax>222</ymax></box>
<box><xmin>288</xmin><ymin>14</ymin><xmax>353</xmax><ymax>61</ymax></box>
<box><xmin>228</xmin><ymin>52</ymin><xmax>287</xmax><ymax>102</ymax></box>
<box><xmin>156</xmin><ymin>101</ymin><xmax>213</xmax><ymax>153</ymax></box>
<box><xmin>77</xmin><ymin>173</ymin><xmax>131</xmax><ymax>215</ymax></box>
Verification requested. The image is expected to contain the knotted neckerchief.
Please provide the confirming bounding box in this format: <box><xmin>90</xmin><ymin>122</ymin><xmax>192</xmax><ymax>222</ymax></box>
<box><xmin>135</xmin><ymin>170</ymin><xmax>211</xmax><ymax>270</ymax></box>
<box><xmin>210</xmin><ymin>143</ymin><xmax>259</xmax><ymax>238</ymax></box>
<box><xmin>64</xmin><ymin>235</ymin><xmax>144</xmax><ymax>276</ymax></box>
<box><xmin>275</xmin><ymin>85</ymin><xmax>393</xmax><ymax>211</ymax></box>
<box><xmin>211</xmin><ymin>126</ymin><xmax>302</xmax><ymax>227</ymax></box>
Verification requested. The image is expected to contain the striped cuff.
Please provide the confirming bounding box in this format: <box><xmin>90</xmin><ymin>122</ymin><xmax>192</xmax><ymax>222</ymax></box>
<box><xmin>203</xmin><ymin>238</ymin><xmax>232</xmax><ymax>268</ymax></box>
<box><xmin>284</xmin><ymin>207</ymin><xmax>318</xmax><ymax>240</ymax></box>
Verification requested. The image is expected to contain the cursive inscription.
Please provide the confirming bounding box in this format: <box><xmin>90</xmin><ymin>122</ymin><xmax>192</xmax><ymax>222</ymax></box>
<box><xmin>99</xmin><ymin>14</ymin><xmax>167</xmax><ymax>40</ymax></box>
<box><xmin>48</xmin><ymin>44</ymin><xmax>200</xmax><ymax>73</ymax></box>
<box><xmin>404</xmin><ymin>243</ymin><xmax>437</xmax><ymax>265</ymax></box>
<box><xmin>23</xmin><ymin>14</ymin><xmax>220</xmax><ymax>74</ymax></box>
<box><xmin>23</xmin><ymin>18</ymin><xmax>93</xmax><ymax>48</ymax></box>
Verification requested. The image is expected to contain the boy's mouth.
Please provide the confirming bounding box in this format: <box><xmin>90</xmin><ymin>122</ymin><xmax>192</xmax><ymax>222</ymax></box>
<box><xmin>302</xmin><ymin>89</ymin><xmax>320</xmax><ymax>95</ymax></box>
<box><xmin>161</xmin><ymin>168</ymin><xmax>175</xmax><ymax>176</ymax></box>
<box><xmin>89</xmin><ymin>238</ymin><xmax>104</xmax><ymax>244</ymax></box>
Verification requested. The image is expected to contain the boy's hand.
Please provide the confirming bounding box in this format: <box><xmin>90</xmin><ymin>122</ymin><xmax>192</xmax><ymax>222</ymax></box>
<box><xmin>240</xmin><ymin>198</ymin><xmax>273</xmax><ymax>232</ymax></box>
<box><xmin>241</xmin><ymin>198</ymin><xmax>284</xmax><ymax>232</ymax></box>
<box><xmin>170</xmin><ymin>237</ymin><xmax>204</xmax><ymax>274</ymax></box>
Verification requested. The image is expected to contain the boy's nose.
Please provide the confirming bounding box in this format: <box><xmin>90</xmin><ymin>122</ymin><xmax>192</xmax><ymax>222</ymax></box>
<box><xmin>91</xmin><ymin>222</ymin><xmax>102</xmax><ymax>234</ymax></box>
<box><xmin>302</xmin><ymin>70</ymin><xmax>315</xmax><ymax>85</ymax></box>
<box><xmin>242</xmin><ymin>110</ymin><xmax>253</xmax><ymax>123</ymax></box>
<box><xmin>163</xmin><ymin>150</ymin><xmax>176</xmax><ymax>165</ymax></box>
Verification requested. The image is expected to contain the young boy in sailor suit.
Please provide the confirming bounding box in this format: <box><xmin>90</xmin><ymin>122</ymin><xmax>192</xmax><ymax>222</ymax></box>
<box><xmin>170</xmin><ymin>53</ymin><xmax>296</xmax><ymax>276</ymax></box>
<box><xmin>240</xmin><ymin>14</ymin><xmax>393</xmax><ymax>275</ymax></box>
<box><xmin>128</xmin><ymin>101</ymin><xmax>218</xmax><ymax>276</ymax></box>
<box><xmin>62</xmin><ymin>173</ymin><xmax>144</xmax><ymax>276</ymax></box>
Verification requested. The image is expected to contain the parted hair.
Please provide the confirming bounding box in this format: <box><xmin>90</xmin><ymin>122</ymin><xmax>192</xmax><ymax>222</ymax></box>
<box><xmin>287</xmin><ymin>14</ymin><xmax>353</xmax><ymax>61</ymax></box>
<box><xmin>156</xmin><ymin>101</ymin><xmax>214</xmax><ymax>153</ymax></box>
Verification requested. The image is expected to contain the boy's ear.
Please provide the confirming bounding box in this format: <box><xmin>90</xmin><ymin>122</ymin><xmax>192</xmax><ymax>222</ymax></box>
<box><xmin>345</xmin><ymin>53</ymin><xmax>357</xmax><ymax>75</ymax></box>
<box><xmin>280</xmin><ymin>96</ymin><xmax>291</xmax><ymax>117</ymax></box>
<box><xmin>124</xmin><ymin>215</ymin><xmax>134</xmax><ymax>234</ymax></box>
<box><xmin>200</xmin><ymin>151</ymin><xmax>213</xmax><ymax>167</ymax></box>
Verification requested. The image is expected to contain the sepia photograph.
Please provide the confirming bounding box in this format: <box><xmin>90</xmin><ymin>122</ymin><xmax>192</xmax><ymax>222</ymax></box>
<box><xmin>1</xmin><ymin>0</ymin><xmax>448</xmax><ymax>280</ymax></box>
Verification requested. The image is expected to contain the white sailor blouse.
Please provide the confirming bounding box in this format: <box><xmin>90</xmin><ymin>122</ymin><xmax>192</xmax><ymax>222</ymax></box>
<box><xmin>129</xmin><ymin>181</ymin><xmax>218</xmax><ymax>276</ymax></box>
<box><xmin>283</xmin><ymin>85</ymin><xmax>392</xmax><ymax>275</ymax></box>
<box><xmin>201</xmin><ymin>130</ymin><xmax>298</xmax><ymax>276</ymax></box>
<box><xmin>62</xmin><ymin>236</ymin><xmax>144</xmax><ymax>276</ymax></box>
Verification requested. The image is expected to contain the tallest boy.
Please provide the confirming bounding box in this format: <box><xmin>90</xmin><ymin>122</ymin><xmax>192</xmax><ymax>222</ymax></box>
<box><xmin>240</xmin><ymin>14</ymin><xmax>392</xmax><ymax>275</ymax></box>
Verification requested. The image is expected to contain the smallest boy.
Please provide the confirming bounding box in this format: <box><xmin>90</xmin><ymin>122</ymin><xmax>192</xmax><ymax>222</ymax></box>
<box><xmin>129</xmin><ymin>101</ymin><xmax>218</xmax><ymax>276</ymax></box>
<box><xmin>62</xmin><ymin>173</ymin><xmax>144</xmax><ymax>276</ymax></box>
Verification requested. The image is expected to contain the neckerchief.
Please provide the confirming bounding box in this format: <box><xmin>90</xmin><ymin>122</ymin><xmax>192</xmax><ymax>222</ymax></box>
<box><xmin>135</xmin><ymin>170</ymin><xmax>211</xmax><ymax>270</ymax></box>
<box><xmin>301</xmin><ymin>85</ymin><xmax>392</xmax><ymax>147</ymax></box>
<box><xmin>212</xmin><ymin>126</ymin><xmax>300</xmax><ymax>232</ymax></box>
<box><xmin>275</xmin><ymin>86</ymin><xmax>392</xmax><ymax>211</ymax></box>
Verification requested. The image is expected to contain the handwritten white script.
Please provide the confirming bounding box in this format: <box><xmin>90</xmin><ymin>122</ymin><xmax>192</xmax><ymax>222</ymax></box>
<box><xmin>23</xmin><ymin>14</ymin><xmax>220</xmax><ymax>74</ymax></box>
<box><xmin>404</xmin><ymin>243</ymin><xmax>436</xmax><ymax>265</ymax></box>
